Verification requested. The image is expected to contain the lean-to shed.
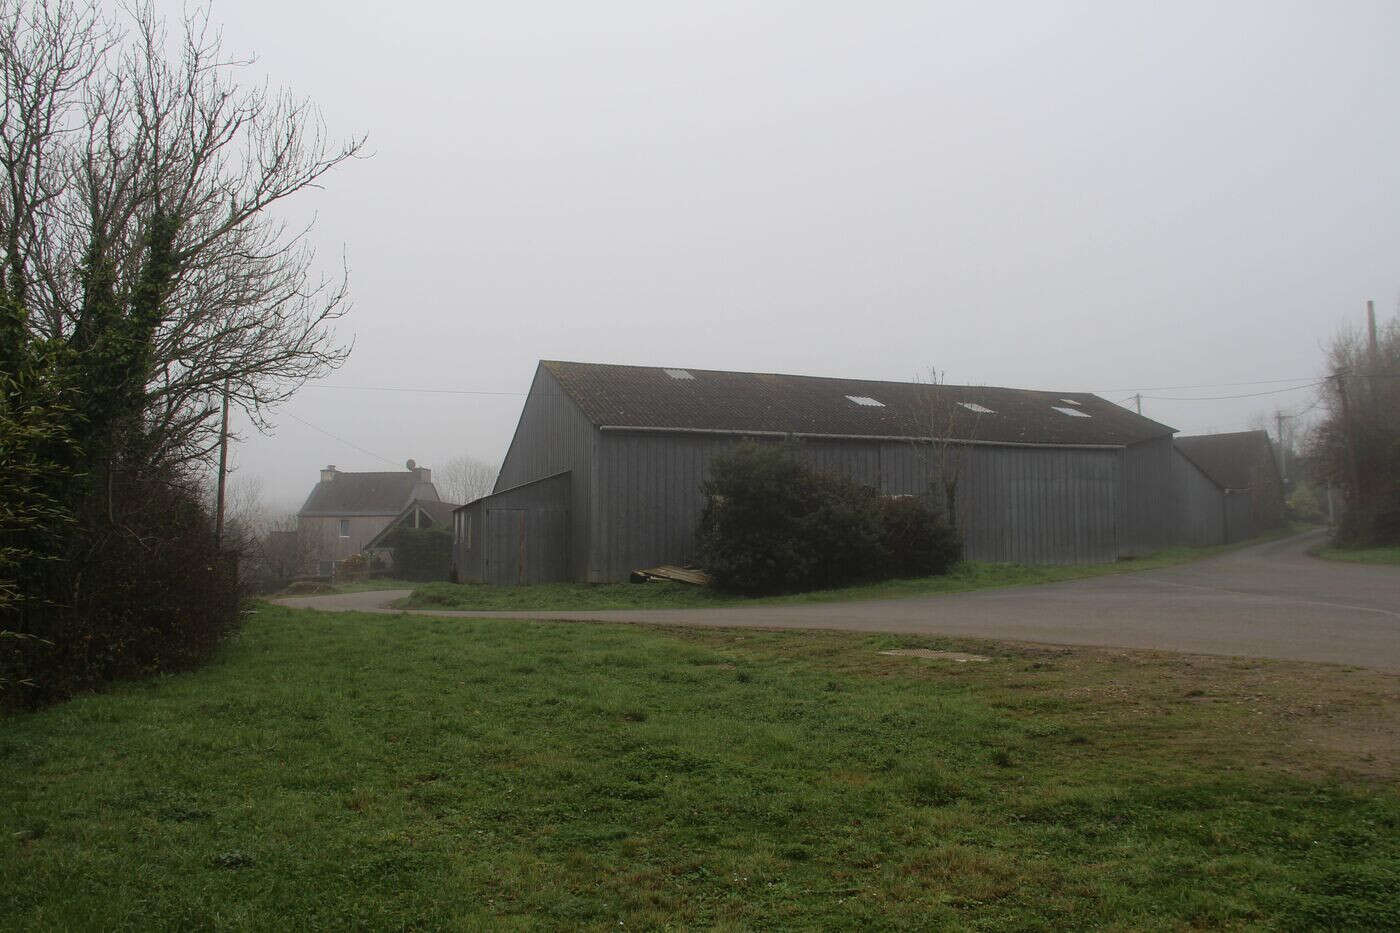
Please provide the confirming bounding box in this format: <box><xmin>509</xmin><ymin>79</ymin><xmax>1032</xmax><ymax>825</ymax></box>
<box><xmin>452</xmin><ymin>361</ymin><xmax>1181</xmax><ymax>584</ymax></box>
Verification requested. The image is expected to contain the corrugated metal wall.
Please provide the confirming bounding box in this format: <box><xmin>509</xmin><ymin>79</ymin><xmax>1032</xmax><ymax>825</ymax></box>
<box><xmin>1171</xmin><ymin>448</ymin><xmax>1226</xmax><ymax>547</ymax></box>
<box><xmin>956</xmin><ymin>445</ymin><xmax>1121</xmax><ymax>564</ymax></box>
<box><xmin>590</xmin><ymin>432</ymin><xmax>1128</xmax><ymax>581</ymax></box>
<box><xmin>1121</xmin><ymin>437</ymin><xmax>1175</xmax><ymax>556</ymax></box>
<box><xmin>495</xmin><ymin>366</ymin><xmax>597</xmax><ymax>579</ymax></box>
<box><xmin>451</xmin><ymin>472</ymin><xmax>572</xmax><ymax>584</ymax></box>
<box><xmin>1224</xmin><ymin>492</ymin><xmax>1252</xmax><ymax>544</ymax></box>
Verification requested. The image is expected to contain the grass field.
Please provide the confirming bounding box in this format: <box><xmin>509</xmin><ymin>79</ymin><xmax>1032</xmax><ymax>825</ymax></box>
<box><xmin>402</xmin><ymin>533</ymin><xmax>1303</xmax><ymax>612</ymax></box>
<box><xmin>3</xmin><ymin>604</ymin><xmax>1397</xmax><ymax>929</ymax></box>
<box><xmin>1315</xmin><ymin>544</ymin><xmax>1400</xmax><ymax>566</ymax></box>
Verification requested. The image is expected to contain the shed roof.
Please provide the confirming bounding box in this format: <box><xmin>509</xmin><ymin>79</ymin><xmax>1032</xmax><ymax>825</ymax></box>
<box><xmin>540</xmin><ymin>361</ymin><xmax>1175</xmax><ymax>447</ymax></box>
<box><xmin>1174</xmin><ymin>431</ymin><xmax>1280</xmax><ymax>490</ymax></box>
<box><xmin>298</xmin><ymin>470</ymin><xmax>438</xmax><ymax>517</ymax></box>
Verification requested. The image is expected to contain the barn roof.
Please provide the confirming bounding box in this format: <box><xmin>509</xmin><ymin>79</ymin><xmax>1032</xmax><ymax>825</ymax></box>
<box><xmin>298</xmin><ymin>470</ymin><xmax>438</xmax><ymax>517</ymax></box>
<box><xmin>1174</xmin><ymin>431</ymin><xmax>1279</xmax><ymax>490</ymax></box>
<box><xmin>541</xmin><ymin>361</ymin><xmax>1175</xmax><ymax>447</ymax></box>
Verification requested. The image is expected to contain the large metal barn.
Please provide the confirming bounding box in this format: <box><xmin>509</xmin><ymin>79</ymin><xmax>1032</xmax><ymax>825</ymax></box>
<box><xmin>452</xmin><ymin>360</ymin><xmax>1189</xmax><ymax>584</ymax></box>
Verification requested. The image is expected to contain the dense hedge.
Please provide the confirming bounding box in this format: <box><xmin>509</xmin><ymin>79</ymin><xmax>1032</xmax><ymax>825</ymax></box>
<box><xmin>695</xmin><ymin>443</ymin><xmax>962</xmax><ymax>595</ymax></box>
<box><xmin>1</xmin><ymin>468</ymin><xmax>240</xmax><ymax>707</ymax></box>
<box><xmin>386</xmin><ymin>527</ymin><xmax>454</xmax><ymax>582</ymax></box>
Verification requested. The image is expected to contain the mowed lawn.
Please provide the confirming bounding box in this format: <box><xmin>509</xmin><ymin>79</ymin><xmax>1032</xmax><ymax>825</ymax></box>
<box><xmin>4</xmin><ymin>605</ymin><xmax>1398</xmax><ymax>929</ymax></box>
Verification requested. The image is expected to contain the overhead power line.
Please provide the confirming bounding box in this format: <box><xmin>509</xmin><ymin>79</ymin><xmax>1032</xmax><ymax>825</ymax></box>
<box><xmin>1138</xmin><ymin>380</ymin><xmax>1327</xmax><ymax>402</ymax></box>
<box><xmin>282</xmin><ymin>411</ymin><xmax>399</xmax><ymax>467</ymax></box>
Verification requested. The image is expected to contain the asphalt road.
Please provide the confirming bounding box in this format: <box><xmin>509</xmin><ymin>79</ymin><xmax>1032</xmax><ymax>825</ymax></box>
<box><xmin>274</xmin><ymin>530</ymin><xmax>1400</xmax><ymax>669</ymax></box>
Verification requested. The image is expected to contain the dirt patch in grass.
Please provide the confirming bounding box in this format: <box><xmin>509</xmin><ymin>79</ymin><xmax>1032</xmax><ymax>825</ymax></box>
<box><xmin>879</xmin><ymin>649</ymin><xmax>990</xmax><ymax>662</ymax></box>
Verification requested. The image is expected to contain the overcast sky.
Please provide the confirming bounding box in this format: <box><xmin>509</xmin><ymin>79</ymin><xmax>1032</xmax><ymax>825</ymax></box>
<box><xmin>178</xmin><ymin>0</ymin><xmax>1400</xmax><ymax>511</ymax></box>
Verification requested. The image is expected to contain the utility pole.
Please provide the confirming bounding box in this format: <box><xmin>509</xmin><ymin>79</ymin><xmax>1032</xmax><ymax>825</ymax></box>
<box><xmin>1367</xmin><ymin>299</ymin><xmax>1379</xmax><ymax>360</ymax></box>
<box><xmin>1275</xmin><ymin>410</ymin><xmax>1289</xmax><ymax>483</ymax></box>
<box><xmin>214</xmin><ymin>377</ymin><xmax>230</xmax><ymax>549</ymax></box>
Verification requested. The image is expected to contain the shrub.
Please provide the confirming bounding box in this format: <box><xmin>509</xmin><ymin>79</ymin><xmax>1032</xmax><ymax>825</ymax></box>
<box><xmin>1</xmin><ymin>467</ymin><xmax>241</xmax><ymax>708</ymax></box>
<box><xmin>879</xmin><ymin>496</ymin><xmax>963</xmax><ymax>577</ymax></box>
<box><xmin>695</xmin><ymin>443</ymin><xmax>823</xmax><ymax>595</ymax></box>
<box><xmin>696</xmin><ymin>442</ymin><xmax>961</xmax><ymax>595</ymax></box>
<box><xmin>386</xmin><ymin>527</ymin><xmax>453</xmax><ymax>582</ymax></box>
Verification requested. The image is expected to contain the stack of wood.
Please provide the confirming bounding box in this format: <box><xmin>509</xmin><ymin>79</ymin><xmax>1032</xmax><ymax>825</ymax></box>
<box><xmin>630</xmin><ymin>565</ymin><xmax>711</xmax><ymax>585</ymax></box>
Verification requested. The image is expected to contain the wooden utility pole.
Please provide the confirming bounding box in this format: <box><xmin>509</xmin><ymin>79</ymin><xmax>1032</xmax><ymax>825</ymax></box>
<box><xmin>1275</xmin><ymin>411</ymin><xmax>1288</xmax><ymax>482</ymax></box>
<box><xmin>214</xmin><ymin>377</ymin><xmax>230</xmax><ymax>549</ymax></box>
<box><xmin>1367</xmin><ymin>299</ymin><xmax>1379</xmax><ymax>360</ymax></box>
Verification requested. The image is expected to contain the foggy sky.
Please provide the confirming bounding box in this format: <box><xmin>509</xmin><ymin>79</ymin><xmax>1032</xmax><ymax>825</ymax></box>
<box><xmin>175</xmin><ymin>0</ymin><xmax>1400</xmax><ymax>511</ymax></box>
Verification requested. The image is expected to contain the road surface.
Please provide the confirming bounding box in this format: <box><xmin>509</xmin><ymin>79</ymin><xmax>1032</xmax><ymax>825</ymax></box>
<box><xmin>274</xmin><ymin>531</ymin><xmax>1400</xmax><ymax>669</ymax></box>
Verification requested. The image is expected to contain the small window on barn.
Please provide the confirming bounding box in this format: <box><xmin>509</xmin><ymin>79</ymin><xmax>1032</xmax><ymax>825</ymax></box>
<box><xmin>845</xmin><ymin>395</ymin><xmax>885</xmax><ymax>407</ymax></box>
<box><xmin>1052</xmin><ymin>406</ymin><xmax>1092</xmax><ymax>418</ymax></box>
<box><xmin>958</xmin><ymin>402</ymin><xmax>996</xmax><ymax>414</ymax></box>
<box><xmin>338</xmin><ymin>519</ymin><xmax>350</xmax><ymax>538</ymax></box>
<box><xmin>664</xmin><ymin>368</ymin><xmax>695</xmax><ymax>380</ymax></box>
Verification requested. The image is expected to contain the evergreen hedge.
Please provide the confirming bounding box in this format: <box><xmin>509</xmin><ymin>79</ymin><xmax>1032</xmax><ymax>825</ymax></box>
<box><xmin>696</xmin><ymin>443</ymin><xmax>962</xmax><ymax>595</ymax></box>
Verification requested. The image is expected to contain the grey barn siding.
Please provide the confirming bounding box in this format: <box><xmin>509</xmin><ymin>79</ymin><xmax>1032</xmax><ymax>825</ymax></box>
<box><xmin>1120</xmin><ymin>437</ymin><xmax>1175</xmax><ymax>557</ymax></box>
<box><xmin>1172</xmin><ymin>448</ymin><xmax>1227</xmax><ymax>547</ymax></box>
<box><xmin>590</xmin><ymin>432</ymin><xmax>1128</xmax><ymax>581</ymax></box>
<box><xmin>957</xmin><ymin>445</ymin><xmax>1120</xmax><ymax>564</ymax></box>
<box><xmin>494</xmin><ymin>367</ymin><xmax>597</xmax><ymax>580</ymax></box>
<box><xmin>452</xmin><ymin>472</ymin><xmax>572</xmax><ymax>584</ymax></box>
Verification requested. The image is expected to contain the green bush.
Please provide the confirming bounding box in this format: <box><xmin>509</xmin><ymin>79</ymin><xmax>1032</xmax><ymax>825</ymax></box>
<box><xmin>386</xmin><ymin>527</ymin><xmax>453</xmax><ymax>582</ymax></box>
<box><xmin>879</xmin><ymin>496</ymin><xmax>963</xmax><ymax>578</ymax></box>
<box><xmin>696</xmin><ymin>443</ymin><xmax>961</xmax><ymax>595</ymax></box>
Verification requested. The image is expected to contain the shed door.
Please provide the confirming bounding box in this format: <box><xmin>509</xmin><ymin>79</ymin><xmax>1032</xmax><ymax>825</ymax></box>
<box><xmin>486</xmin><ymin>508</ymin><xmax>526</xmax><ymax>585</ymax></box>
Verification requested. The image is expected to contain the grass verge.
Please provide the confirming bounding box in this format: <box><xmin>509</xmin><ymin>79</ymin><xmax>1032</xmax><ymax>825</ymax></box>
<box><xmin>3</xmin><ymin>604</ymin><xmax>1396</xmax><ymax>928</ymax></box>
<box><xmin>401</xmin><ymin>526</ymin><xmax>1314</xmax><ymax>612</ymax></box>
<box><xmin>1314</xmin><ymin>545</ymin><xmax>1400</xmax><ymax>566</ymax></box>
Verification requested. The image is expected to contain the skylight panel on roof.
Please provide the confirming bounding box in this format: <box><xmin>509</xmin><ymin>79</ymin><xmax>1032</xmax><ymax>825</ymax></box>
<box><xmin>1052</xmin><ymin>406</ymin><xmax>1092</xmax><ymax>418</ymax></box>
<box><xmin>845</xmin><ymin>395</ymin><xmax>885</xmax><ymax>407</ymax></box>
<box><xmin>664</xmin><ymin>368</ymin><xmax>694</xmax><ymax>380</ymax></box>
<box><xmin>1059</xmin><ymin>398</ymin><xmax>1082</xmax><ymax>406</ymax></box>
<box><xmin>958</xmin><ymin>402</ymin><xmax>996</xmax><ymax>414</ymax></box>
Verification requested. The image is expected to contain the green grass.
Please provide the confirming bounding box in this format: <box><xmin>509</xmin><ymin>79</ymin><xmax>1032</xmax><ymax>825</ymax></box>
<box><xmin>1314</xmin><ymin>545</ymin><xmax>1400</xmax><ymax>566</ymax></box>
<box><xmin>3</xmin><ymin>605</ymin><xmax>1396</xmax><ymax>929</ymax></box>
<box><xmin>401</xmin><ymin>529</ymin><xmax>1307</xmax><ymax>612</ymax></box>
<box><xmin>281</xmin><ymin>578</ymin><xmax>421</xmax><ymax>596</ymax></box>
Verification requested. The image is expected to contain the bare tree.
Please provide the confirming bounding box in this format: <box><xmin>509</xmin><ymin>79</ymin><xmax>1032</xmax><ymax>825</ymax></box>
<box><xmin>0</xmin><ymin>0</ymin><xmax>363</xmax><ymax>468</ymax></box>
<box><xmin>438</xmin><ymin>455</ymin><xmax>498</xmax><ymax>504</ymax></box>
<box><xmin>1307</xmin><ymin>313</ymin><xmax>1400</xmax><ymax>545</ymax></box>
<box><xmin>907</xmin><ymin>367</ymin><xmax>977</xmax><ymax>524</ymax></box>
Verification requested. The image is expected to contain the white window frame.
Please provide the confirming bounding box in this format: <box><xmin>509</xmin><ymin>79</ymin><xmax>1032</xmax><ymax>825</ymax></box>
<box><xmin>338</xmin><ymin>519</ymin><xmax>350</xmax><ymax>538</ymax></box>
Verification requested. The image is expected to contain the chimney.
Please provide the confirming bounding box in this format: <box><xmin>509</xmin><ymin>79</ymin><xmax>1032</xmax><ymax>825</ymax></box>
<box><xmin>406</xmin><ymin>458</ymin><xmax>430</xmax><ymax>484</ymax></box>
<box><xmin>321</xmin><ymin>465</ymin><xmax>337</xmax><ymax>483</ymax></box>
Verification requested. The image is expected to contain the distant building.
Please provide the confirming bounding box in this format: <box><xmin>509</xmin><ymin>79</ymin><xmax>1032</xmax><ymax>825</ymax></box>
<box><xmin>1175</xmin><ymin>431</ymin><xmax>1287</xmax><ymax>538</ymax></box>
<box><xmin>453</xmin><ymin>361</ymin><xmax>1190</xmax><ymax>584</ymax></box>
<box><xmin>297</xmin><ymin>461</ymin><xmax>440</xmax><ymax>575</ymax></box>
<box><xmin>362</xmin><ymin>498</ymin><xmax>463</xmax><ymax>570</ymax></box>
